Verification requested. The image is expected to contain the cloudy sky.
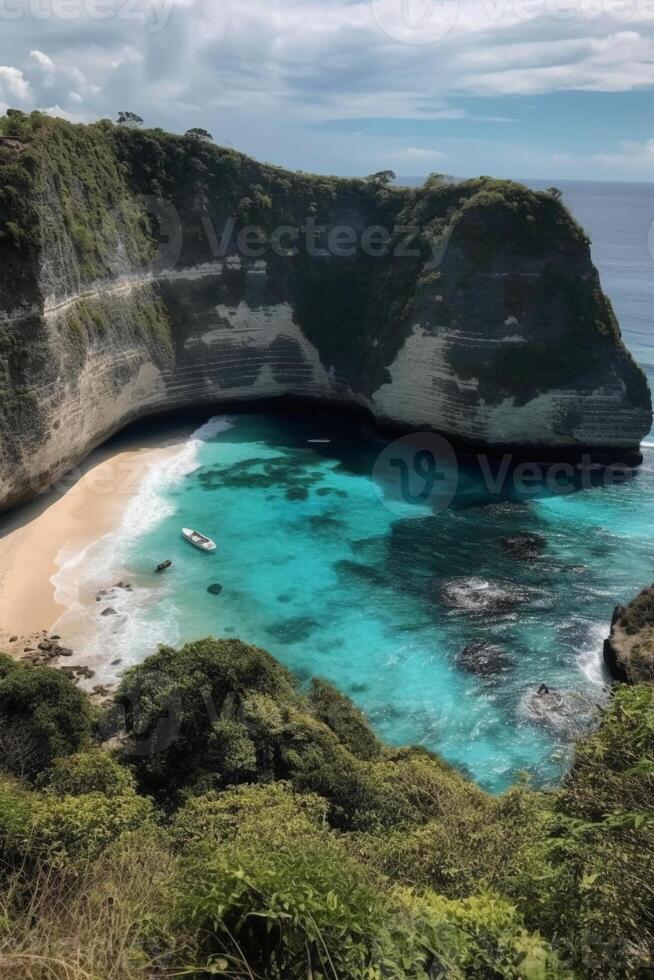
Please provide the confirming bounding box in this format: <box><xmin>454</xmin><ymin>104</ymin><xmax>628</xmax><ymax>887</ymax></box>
<box><xmin>0</xmin><ymin>0</ymin><xmax>653</xmax><ymax>179</ymax></box>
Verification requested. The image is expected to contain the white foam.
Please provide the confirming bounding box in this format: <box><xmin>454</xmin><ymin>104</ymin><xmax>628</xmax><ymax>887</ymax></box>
<box><xmin>116</xmin><ymin>415</ymin><xmax>233</xmax><ymax>541</ymax></box>
<box><xmin>576</xmin><ymin>621</ymin><xmax>610</xmax><ymax>689</ymax></box>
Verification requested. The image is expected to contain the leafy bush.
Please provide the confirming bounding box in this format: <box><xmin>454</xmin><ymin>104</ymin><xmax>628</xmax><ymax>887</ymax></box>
<box><xmin>175</xmin><ymin>835</ymin><xmax>427</xmax><ymax>979</ymax></box>
<box><xmin>175</xmin><ymin>821</ymin><xmax>567</xmax><ymax>979</ymax></box>
<box><xmin>0</xmin><ymin>656</ymin><xmax>92</xmax><ymax>780</ymax></box>
<box><xmin>110</xmin><ymin>638</ymin><xmax>304</xmax><ymax>797</ymax></box>
<box><xmin>308</xmin><ymin>677</ymin><xmax>382</xmax><ymax>760</ymax></box>
<box><xmin>46</xmin><ymin>750</ymin><xmax>136</xmax><ymax>797</ymax></box>
<box><xmin>0</xmin><ymin>776</ymin><xmax>154</xmax><ymax>868</ymax></box>
<box><xmin>111</xmin><ymin>639</ymin><xmax>486</xmax><ymax>833</ymax></box>
<box><xmin>171</xmin><ymin>781</ymin><xmax>327</xmax><ymax>849</ymax></box>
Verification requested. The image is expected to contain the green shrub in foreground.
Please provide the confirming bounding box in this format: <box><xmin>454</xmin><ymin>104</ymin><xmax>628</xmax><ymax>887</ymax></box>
<box><xmin>45</xmin><ymin>749</ymin><xmax>136</xmax><ymax>797</ymax></box>
<box><xmin>0</xmin><ymin>776</ymin><xmax>154</xmax><ymax>868</ymax></box>
<box><xmin>0</xmin><ymin>655</ymin><xmax>92</xmax><ymax>780</ymax></box>
<box><xmin>175</xmin><ymin>834</ymin><xmax>570</xmax><ymax>979</ymax></box>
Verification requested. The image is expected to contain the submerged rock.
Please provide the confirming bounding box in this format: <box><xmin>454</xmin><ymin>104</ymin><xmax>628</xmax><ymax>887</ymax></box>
<box><xmin>207</xmin><ymin>583</ymin><xmax>223</xmax><ymax>595</ymax></box>
<box><xmin>499</xmin><ymin>532</ymin><xmax>547</xmax><ymax>560</ymax></box>
<box><xmin>603</xmin><ymin>585</ymin><xmax>654</xmax><ymax>684</ymax></box>
<box><xmin>456</xmin><ymin>641</ymin><xmax>513</xmax><ymax>676</ymax></box>
<box><xmin>285</xmin><ymin>486</ymin><xmax>309</xmax><ymax>501</ymax></box>
<box><xmin>440</xmin><ymin>577</ymin><xmax>541</xmax><ymax>617</ymax></box>
<box><xmin>266</xmin><ymin>616</ymin><xmax>319</xmax><ymax>644</ymax></box>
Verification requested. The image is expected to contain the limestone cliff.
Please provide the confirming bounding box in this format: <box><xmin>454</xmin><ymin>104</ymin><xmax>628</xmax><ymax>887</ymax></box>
<box><xmin>0</xmin><ymin>113</ymin><xmax>651</xmax><ymax>510</ymax></box>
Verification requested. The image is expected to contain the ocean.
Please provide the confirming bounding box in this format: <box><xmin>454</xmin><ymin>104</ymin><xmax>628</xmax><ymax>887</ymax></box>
<box><xmin>52</xmin><ymin>180</ymin><xmax>654</xmax><ymax>793</ymax></box>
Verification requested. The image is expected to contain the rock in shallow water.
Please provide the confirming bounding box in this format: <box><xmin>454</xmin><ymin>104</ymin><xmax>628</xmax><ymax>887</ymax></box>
<box><xmin>456</xmin><ymin>641</ymin><xmax>513</xmax><ymax>676</ymax></box>
<box><xmin>520</xmin><ymin>684</ymin><xmax>599</xmax><ymax>738</ymax></box>
<box><xmin>440</xmin><ymin>577</ymin><xmax>543</xmax><ymax>617</ymax></box>
<box><xmin>499</xmin><ymin>532</ymin><xmax>547</xmax><ymax>560</ymax></box>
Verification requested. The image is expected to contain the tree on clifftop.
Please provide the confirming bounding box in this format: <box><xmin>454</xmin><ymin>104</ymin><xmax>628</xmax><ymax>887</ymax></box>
<box><xmin>365</xmin><ymin>170</ymin><xmax>396</xmax><ymax>186</ymax></box>
<box><xmin>117</xmin><ymin>111</ymin><xmax>144</xmax><ymax>128</ymax></box>
<box><xmin>185</xmin><ymin>128</ymin><xmax>213</xmax><ymax>142</ymax></box>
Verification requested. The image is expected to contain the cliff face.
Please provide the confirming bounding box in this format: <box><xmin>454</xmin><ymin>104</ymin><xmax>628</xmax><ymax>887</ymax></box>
<box><xmin>604</xmin><ymin>586</ymin><xmax>654</xmax><ymax>684</ymax></box>
<box><xmin>0</xmin><ymin>114</ymin><xmax>651</xmax><ymax>510</ymax></box>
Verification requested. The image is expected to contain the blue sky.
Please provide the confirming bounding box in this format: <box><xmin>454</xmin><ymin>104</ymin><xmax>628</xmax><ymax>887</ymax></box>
<box><xmin>0</xmin><ymin>0</ymin><xmax>653</xmax><ymax>180</ymax></box>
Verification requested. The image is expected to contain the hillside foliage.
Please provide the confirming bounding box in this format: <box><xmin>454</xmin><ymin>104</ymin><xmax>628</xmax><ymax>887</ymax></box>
<box><xmin>0</xmin><ymin>638</ymin><xmax>651</xmax><ymax>978</ymax></box>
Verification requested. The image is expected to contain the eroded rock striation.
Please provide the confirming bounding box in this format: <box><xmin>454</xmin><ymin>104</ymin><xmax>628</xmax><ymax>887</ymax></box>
<box><xmin>0</xmin><ymin>113</ymin><xmax>651</xmax><ymax>510</ymax></box>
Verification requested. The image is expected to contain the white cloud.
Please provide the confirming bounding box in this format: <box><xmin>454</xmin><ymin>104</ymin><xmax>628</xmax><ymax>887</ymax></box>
<box><xmin>594</xmin><ymin>138</ymin><xmax>654</xmax><ymax>167</ymax></box>
<box><xmin>30</xmin><ymin>50</ymin><xmax>55</xmax><ymax>72</ymax></box>
<box><xmin>393</xmin><ymin>146</ymin><xmax>447</xmax><ymax>161</ymax></box>
<box><xmin>0</xmin><ymin>66</ymin><xmax>30</xmax><ymax>103</ymax></box>
<box><xmin>0</xmin><ymin>0</ymin><xmax>650</xmax><ymax>176</ymax></box>
<box><xmin>40</xmin><ymin>104</ymin><xmax>86</xmax><ymax>123</ymax></box>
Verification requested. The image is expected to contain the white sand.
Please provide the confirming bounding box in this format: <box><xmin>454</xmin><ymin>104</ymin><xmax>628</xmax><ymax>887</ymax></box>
<box><xmin>0</xmin><ymin>425</ymin><xmax>192</xmax><ymax>659</ymax></box>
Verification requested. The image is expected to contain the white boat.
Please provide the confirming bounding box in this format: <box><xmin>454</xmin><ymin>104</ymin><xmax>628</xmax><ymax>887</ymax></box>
<box><xmin>182</xmin><ymin>527</ymin><xmax>217</xmax><ymax>552</ymax></box>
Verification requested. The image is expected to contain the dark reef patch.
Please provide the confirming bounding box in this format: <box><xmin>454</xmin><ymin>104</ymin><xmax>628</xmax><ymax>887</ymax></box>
<box><xmin>265</xmin><ymin>616</ymin><xmax>320</xmax><ymax>644</ymax></box>
<box><xmin>456</xmin><ymin>641</ymin><xmax>514</xmax><ymax>676</ymax></box>
<box><xmin>499</xmin><ymin>532</ymin><xmax>547</xmax><ymax>560</ymax></box>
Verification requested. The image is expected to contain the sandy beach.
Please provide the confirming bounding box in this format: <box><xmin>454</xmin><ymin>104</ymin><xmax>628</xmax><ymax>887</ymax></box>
<box><xmin>0</xmin><ymin>422</ymin><xmax>194</xmax><ymax>660</ymax></box>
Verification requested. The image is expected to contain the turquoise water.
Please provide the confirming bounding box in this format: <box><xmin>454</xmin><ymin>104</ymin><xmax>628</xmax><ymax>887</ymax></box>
<box><xmin>53</xmin><ymin>179</ymin><xmax>654</xmax><ymax>792</ymax></box>
<box><xmin>73</xmin><ymin>410</ymin><xmax>654</xmax><ymax>793</ymax></box>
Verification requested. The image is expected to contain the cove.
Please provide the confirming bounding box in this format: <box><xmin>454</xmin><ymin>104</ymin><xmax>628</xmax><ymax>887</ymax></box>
<box><xmin>58</xmin><ymin>410</ymin><xmax>654</xmax><ymax>792</ymax></box>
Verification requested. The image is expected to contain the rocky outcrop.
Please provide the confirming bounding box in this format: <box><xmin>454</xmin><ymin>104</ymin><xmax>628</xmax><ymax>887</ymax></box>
<box><xmin>499</xmin><ymin>533</ymin><xmax>547</xmax><ymax>561</ymax></box>
<box><xmin>456</xmin><ymin>641</ymin><xmax>513</xmax><ymax>676</ymax></box>
<box><xmin>0</xmin><ymin>113</ymin><xmax>650</xmax><ymax>511</ymax></box>
<box><xmin>604</xmin><ymin>586</ymin><xmax>654</xmax><ymax>684</ymax></box>
<box><xmin>520</xmin><ymin>683</ymin><xmax>598</xmax><ymax>738</ymax></box>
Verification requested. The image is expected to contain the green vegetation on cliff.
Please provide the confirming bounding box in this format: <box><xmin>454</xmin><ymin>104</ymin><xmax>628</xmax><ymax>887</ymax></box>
<box><xmin>0</xmin><ymin>638</ymin><xmax>651</xmax><ymax>978</ymax></box>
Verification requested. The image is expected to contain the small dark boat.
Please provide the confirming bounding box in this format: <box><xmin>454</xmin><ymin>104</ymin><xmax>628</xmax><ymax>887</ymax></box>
<box><xmin>156</xmin><ymin>559</ymin><xmax>173</xmax><ymax>572</ymax></box>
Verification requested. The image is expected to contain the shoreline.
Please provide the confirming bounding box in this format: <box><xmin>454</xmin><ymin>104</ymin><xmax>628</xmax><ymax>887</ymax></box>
<box><xmin>0</xmin><ymin>423</ymin><xmax>195</xmax><ymax>661</ymax></box>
